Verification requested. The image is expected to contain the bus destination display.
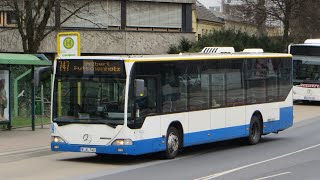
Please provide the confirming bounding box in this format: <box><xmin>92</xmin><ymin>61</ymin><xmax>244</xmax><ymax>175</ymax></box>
<box><xmin>57</xmin><ymin>60</ymin><xmax>124</xmax><ymax>76</ymax></box>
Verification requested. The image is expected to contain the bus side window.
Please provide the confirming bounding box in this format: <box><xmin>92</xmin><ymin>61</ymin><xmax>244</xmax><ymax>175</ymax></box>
<box><xmin>246</xmin><ymin>59</ymin><xmax>267</xmax><ymax>104</ymax></box>
<box><xmin>161</xmin><ymin>62</ymin><xmax>187</xmax><ymax>113</ymax></box>
<box><xmin>136</xmin><ymin>77</ymin><xmax>158</xmax><ymax>117</ymax></box>
<box><xmin>278</xmin><ymin>58</ymin><xmax>292</xmax><ymax>101</ymax></box>
<box><xmin>226</xmin><ymin>59</ymin><xmax>245</xmax><ymax>106</ymax></box>
<box><xmin>188</xmin><ymin>62</ymin><xmax>209</xmax><ymax>110</ymax></box>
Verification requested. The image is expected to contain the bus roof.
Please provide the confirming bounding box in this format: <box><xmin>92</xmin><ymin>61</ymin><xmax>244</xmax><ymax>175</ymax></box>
<box><xmin>304</xmin><ymin>39</ymin><xmax>320</xmax><ymax>44</ymax></box>
<box><xmin>290</xmin><ymin>38</ymin><xmax>320</xmax><ymax>47</ymax></box>
<box><xmin>290</xmin><ymin>43</ymin><xmax>320</xmax><ymax>47</ymax></box>
<box><xmin>59</xmin><ymin>52</ymin><xmax>292</xmax><ymax>62</ymax></box>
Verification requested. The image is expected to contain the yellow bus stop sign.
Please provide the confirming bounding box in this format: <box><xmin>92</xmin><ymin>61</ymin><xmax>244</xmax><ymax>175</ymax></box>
<box><xmin>57</xmin><ymin>32</ymin><xmax>81</xmax><ymax>57</ymax></box>
<box><xmin>63</xmin><ymin>37</ymin><xmax>74</xmax><ymax>49</ymax></box>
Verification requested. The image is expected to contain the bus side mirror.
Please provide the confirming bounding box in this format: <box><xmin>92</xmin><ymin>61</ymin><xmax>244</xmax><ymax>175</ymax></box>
<box><xmin>135</xmin><ymin>79</ymin><xmax>145</xmax><ymax>97</ymax></box>
<box><xmin>34</xmin><ymin>66</ymin><xmax>52</xmax><ymax>87</ymax></box>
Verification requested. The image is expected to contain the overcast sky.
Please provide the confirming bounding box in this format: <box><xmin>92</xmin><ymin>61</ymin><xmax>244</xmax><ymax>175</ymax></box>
<box><xmin>198</xmin><ymin>0</ymin><xmax>222</xmax><ymax>8</ymax></box>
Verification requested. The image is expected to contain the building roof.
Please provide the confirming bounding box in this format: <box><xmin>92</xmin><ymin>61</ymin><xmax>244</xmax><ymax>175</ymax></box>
<box><xmin>211</xmin><ymin>9</ymin><xmax>253</xmax><ymax>24</ymax></box>
<box><xmin>0</xmin><ymin>53</ymin><xmax>52</xmax><ymax>66</ymax></box>
<box><xmin>196</xmin><ymin>1</ymin><xmax>224</xmax><ymax>24</ymax></box>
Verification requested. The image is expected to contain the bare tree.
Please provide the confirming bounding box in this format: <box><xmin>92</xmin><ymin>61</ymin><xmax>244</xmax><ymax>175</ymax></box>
<box><xmin>255</xmin><ymin>0</ymin><xmax>267</xmax><ymax>37</ymax></box>
<box><xmin>242</xmin><ymin>0</ymin><xmax>299</xmax><ymax>45</ymax></box>
<box><xmin>290</xmin><ymin>0</ymin><xmax>320</xmax><ymax>42</ymax></box>
<box><xmin>2</xmin><ymin>0</ymin><xmax>94</xmax><ymax>53</ymax></box>
<box><xmin>233</xmin><ymin>0</ymin><xmax>266</xmax><ymax>37</ymax></box>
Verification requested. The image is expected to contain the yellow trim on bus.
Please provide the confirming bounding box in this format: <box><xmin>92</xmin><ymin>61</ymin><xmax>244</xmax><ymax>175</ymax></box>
<box><xmin>77</xmin><ymin>82</ymin><xmax>81</xmax><ymax>105</ymax></box>
<box><xmin>124</xmin><ymin>54</ymin><xmax>292</xmax><ymax>63</ymax></box>
<box><xmin>57</xmin><ymin>81</ymin><xmax>62</xmax><ymax>116</ymax></box>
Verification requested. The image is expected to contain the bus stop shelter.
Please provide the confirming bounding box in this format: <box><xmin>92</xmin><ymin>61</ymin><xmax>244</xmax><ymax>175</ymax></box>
<box><xmin>0</xmin><ymin>53</ymin><xmax>51</xmax><ymax>130</ymax></box>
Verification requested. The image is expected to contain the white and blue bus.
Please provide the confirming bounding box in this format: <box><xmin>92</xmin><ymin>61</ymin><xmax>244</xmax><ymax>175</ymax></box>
<box><xmin>289</xmin><ymin>39</ymin><xmax>320</xmax><ymax>101</ymax></box>
<box><xmin>51</xmin><ymin>51</ymin><xmax>293</xmax><ymax>159</ymax></box>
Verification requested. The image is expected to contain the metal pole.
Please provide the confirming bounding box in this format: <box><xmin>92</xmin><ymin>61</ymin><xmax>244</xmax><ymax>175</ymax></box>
<box><xmin>8</xmin><ymin>68</ymin><xmax>11</xmax><ymax>130</ymax></box>
<box><xmin>31</xmin><ymin>67</ymin><xmax>35</xmax><ymax>131</ymax></box>
<box><xmin>41</xmin><ymin>84</ymin><xmax>44</xmax><ymax>128</ymax></box>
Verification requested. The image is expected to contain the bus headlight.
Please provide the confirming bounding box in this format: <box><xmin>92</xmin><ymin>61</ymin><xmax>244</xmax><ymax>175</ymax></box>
<box><xmin>52</xmin><ymin>136</ymin><xmax>65</xmax><ymax>143</ymax></box>
<box><xmin>112</xmin><ymin>139</ymin><xmax>133</xmax><ymax>146</ymax></box>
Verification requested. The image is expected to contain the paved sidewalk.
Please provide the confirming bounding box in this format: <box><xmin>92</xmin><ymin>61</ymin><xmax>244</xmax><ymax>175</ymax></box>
<box><xmin>0</xmin><ymin>124</ymin><xmax>51</xmax><ymax>154</ymax></box>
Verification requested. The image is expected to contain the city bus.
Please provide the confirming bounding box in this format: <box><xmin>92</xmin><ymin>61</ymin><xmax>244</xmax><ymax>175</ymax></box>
<box><xmin>51</xmin><ymin>51</ymin><xmax>293</xmax><ymax>159</ymax></box>
<box><xmin>289</xmin><ymin>39</ymin><xmax>320</xmax><ymax>101</ymax></box>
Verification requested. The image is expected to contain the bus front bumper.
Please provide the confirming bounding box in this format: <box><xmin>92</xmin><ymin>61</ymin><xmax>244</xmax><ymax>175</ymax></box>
<box><xmin>51</xmin><ymin>137</ymin><xmax>165</xmax><ymax>156</ymax></box>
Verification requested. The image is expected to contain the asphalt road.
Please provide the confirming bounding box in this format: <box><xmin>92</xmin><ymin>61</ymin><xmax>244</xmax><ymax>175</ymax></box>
<box><xmin>0</xmin><ymin>103</ymin><xmax>319</xmax><ymax>180</ymax></box>
<box><xmin>79</xmin><ymin>116</ymin><xmax>320</xmax><ymax>180</ymax></box>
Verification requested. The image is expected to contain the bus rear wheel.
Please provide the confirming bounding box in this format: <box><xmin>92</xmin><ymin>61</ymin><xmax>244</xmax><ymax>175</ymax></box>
<box><xmin>164</xmin><ymin>127</ymin><xmax>180</xmax><ymax>159</ymax></box>
<box><xmin>247</xmin><ymin>116</ymin><xmax>262</xmax><ymax>145</ymax></box>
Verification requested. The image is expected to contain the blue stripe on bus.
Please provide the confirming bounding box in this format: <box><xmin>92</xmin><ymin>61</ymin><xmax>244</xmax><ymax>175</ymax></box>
<box><xmin>51</xmin><ymin>106</ymin><xmax>293</xmax><ymax>155</ymax></box>
<box><xmin>263</xmin><ymin>106</ymin><xmax>293</xmax><ymax>134</ymax></box>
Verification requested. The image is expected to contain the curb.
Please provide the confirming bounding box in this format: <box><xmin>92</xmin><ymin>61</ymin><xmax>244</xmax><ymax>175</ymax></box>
<box><xmin>0</xmin><ymin>146</ymin><xmax>51</xmax><ymax>157</ymax></box>
<box><xmin>0</xmin><ymin>146</ymin><xmax>54</xmax><ymax>164</ymax></box>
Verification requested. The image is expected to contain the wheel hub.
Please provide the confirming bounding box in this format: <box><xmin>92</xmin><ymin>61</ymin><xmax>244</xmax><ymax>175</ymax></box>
<box><xmin>168</xmin><ymin>132</ymin><xmax>179</xmax><ymax>153</ymax></box>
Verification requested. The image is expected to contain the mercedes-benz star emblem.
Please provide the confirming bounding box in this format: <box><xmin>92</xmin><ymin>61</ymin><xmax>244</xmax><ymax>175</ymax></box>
<box><xmin>83</xmin><ymin>134</ymin><xmax>92</xmax><ymax>143</ymax></box>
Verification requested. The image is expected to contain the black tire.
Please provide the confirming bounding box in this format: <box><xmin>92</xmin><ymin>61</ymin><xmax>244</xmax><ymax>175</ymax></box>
<box><xmin>247</xmin><ymin>116</ymin><xmax>262</xmax><ymax>145</ymax></box>
<box><xmin>164</xmin><ymin>126</ymin><xmax>180</xmax><ymax>159</ymax></box>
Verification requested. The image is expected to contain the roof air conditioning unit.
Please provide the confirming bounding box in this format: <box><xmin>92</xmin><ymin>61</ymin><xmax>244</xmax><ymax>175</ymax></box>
<box><xmin>304</xmin><ymin>39</ymin><xmax>320</xmax><ymax>44</ymax></box>
<box><xmin>242</xmin><ymin>48</ymin><xmax>264</xmax><ymax>53</ymax></box>
<box><xmin>200</xmin><ymin>47</ymin><xmax>235</xmax><ymax>54</ymax></box>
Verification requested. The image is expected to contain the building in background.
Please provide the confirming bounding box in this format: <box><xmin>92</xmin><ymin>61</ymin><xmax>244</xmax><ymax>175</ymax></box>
<box><xmin>209</xmin><ymin>6</ymin><xmax>221</xmax><ymax>12</ymax></box>
<box><xmin>193</xmin><ymin>1</ymin><xmax>224</xmax><ymax>40</ymax></box>
<box><xmin>0</xmin><ymin>0</ymin><xmax>195</xmax><ymax>55</ymax></box>
<box><xmin>217</xmin><ymin>0</ymin><xmax>282</xmax><ymax>37</ymax></box>
<box><xmin>224</xmin><ymin>0</ymin><xmax>242</xmax><ymax>5</ymax></box>
<box><xmin>194</xmin><ymin>0</ymin><xmax>258</xmax><ymax>37</ymax></box>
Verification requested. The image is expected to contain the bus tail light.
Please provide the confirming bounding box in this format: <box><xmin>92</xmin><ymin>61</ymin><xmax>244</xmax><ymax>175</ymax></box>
<box><xmin>112</xmin><ymin>139</ymin><xmax>133</xmax><ymax>146</ymax></box>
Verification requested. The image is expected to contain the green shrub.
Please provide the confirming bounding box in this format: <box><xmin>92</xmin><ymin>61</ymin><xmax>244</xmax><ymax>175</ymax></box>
<box><xmin>168</xmin><ymin>44</ymin><xmax>179</xmax><ymax>54</ymax></box>
<box><xmin>168</xmin><ymin>30</ymin><xmax>286</xmax><ymax>53</ymax></box>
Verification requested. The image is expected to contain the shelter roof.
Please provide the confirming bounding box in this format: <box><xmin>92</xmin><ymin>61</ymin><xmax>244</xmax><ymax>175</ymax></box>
<box><xmin>0</xmin><ymin>53</ymin><xmax>51</xmax><ymax>66</ymax></box>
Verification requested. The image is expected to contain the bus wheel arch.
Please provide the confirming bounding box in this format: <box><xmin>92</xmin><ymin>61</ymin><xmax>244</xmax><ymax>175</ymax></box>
<box><xmin>253</xmin><ymin>111</ymin><xmax>263</xmax><ymax>128</ymax></box>
<box><xmin>164</xmin><ymin>121</ymin><xmax>184</xmax><ymax>159</ymax></box>
<box><xmin>247</xmin><ymin>111</ymin><xmax>263</xmax><ymax>145</ymax></box>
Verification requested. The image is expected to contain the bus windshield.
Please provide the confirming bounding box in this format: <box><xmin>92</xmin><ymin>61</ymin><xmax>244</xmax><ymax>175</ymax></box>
<box><xmin>290</xmin><ymin>45</ymin><xmax>320</xmax><ymax>56</ymax></box>
<box><xmin>53</xmin><ymin>76</ymin><xmax>126</xmax><ymax>127</ymax></box>
<box><xmin>293</xmin><ymin>59</ymin><xmax>320</xmax><ymax>83</ymax></box>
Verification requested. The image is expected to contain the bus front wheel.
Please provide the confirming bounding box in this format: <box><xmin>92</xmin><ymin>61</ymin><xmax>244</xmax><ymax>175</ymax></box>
<box><xmin>164</xmin><ymin>126</ymin><xmax>180</xmax><ymax>159</ymax></box>
<box><xmin>247</xmin><ymin>116</ymin><xmax>262</xmax><ymax>145</ymax></box>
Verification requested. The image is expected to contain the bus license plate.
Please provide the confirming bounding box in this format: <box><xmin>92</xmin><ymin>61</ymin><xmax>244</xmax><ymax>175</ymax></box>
<box><xmin>304</xmin><ymin>96</ymin><xmax>315</xmax><ymax>100</ymax></box>
<box><xmin>80</xmin><ymin>147</ymin><xmax>96</xmax><ymax>153</ymax></box>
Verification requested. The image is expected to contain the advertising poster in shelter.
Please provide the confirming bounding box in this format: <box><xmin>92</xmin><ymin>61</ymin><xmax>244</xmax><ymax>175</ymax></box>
<box><xmin>0</xmin><ymin>70</ymin><xmax>9</xmax><ymax>121</ymax></box>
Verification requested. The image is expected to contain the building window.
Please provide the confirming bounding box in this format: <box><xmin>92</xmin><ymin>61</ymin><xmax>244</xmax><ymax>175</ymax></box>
<box><xmin>62</xmin><ymin>0</ymin><xmax>121</xmax><ymax>29</ymax></box>
<box><xmin>0</xmin><ymin>12</ymin><xmax>3</xmax><ymax>26</ymax></box>
<box><xmin>5</xmin><ymin>11</ymin><xmax>18</xmax><ymax>26</ymax></box>
<box><xmin>127</xmin><ymin>2</ymin><xmax>182</xmax><ymax>29</ymax></box>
